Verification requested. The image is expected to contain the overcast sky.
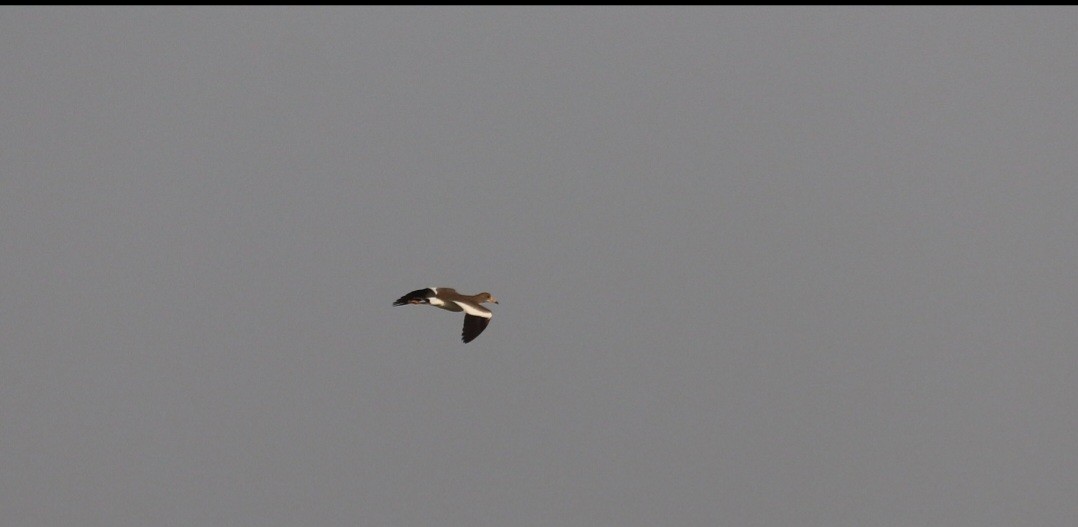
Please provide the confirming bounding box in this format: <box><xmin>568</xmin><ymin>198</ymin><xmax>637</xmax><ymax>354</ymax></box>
<box><xmin>2</xmin><ymin>7</ymin><xmax>1076</xmax><ymax>527</ymax></box>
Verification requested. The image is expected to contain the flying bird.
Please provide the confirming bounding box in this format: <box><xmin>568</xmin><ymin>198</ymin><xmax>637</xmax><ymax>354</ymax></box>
<box><xmin>393</xmin><ymin>287</ymin><xmax>498</xmax><ymax>343</ymax></box>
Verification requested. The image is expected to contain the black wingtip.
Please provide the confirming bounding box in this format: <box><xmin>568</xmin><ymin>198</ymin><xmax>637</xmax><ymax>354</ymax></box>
<box><xmin>394</xmin><ymin>288</ymin><xmax>434</xmax><ymax>306</ymax></box>
<box><xmin>461</xmin><ymin>314</ymin><xmax>490</xmax><ymax>343</ymax></box>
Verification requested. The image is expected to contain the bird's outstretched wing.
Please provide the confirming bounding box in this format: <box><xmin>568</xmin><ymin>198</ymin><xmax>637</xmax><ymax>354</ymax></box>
<box><xmin>393</xmin><ymin>288</ymin><xmax>436</xmax><ymax>306</ymax></box>
<box><xmin>462</xmin><ymin>314</ymin><xmax>491</xmax><ymax>343</ymax></box>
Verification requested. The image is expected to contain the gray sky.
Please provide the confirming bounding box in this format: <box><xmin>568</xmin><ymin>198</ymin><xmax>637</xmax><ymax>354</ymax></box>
<box><xmin>2</xmin><ymin>7</ymin><xmax>1076</xmax><ymax>527</ymax></box>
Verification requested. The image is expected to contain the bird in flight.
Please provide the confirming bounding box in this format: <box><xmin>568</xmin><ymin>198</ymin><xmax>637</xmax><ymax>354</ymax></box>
<box><xmin>393</xmin><ymin>287</ymin><xmax>498</xmax><ymax>343</ymax></box>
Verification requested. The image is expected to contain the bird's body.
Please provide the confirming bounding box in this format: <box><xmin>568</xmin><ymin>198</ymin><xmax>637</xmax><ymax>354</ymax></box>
<box><xmin>393</xmin><ymin>287</ymin><xmax>498</xmax><ymax>343</ymax></box>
